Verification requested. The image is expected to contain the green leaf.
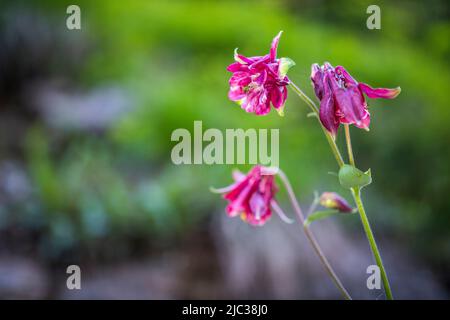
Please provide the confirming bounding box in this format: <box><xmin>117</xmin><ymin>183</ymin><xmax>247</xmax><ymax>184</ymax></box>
<box><xmin>338</xmin><ymin>164</ymin><xmax>372</xmax><ymax>189</ymax></box>
<box><xmin>304</xmin><ymin>209</ymin><xmax>340</xmax><ymax>227</ymax></box>
<box><xmin>279</xmin><ymin>57</ymin><xmax>295</xmax><ymax>78</ymax></box>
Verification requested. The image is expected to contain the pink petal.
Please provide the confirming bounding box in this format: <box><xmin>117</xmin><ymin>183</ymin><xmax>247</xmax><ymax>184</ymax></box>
<box><xmin>311</xmin><ymin>63</ymin><xmax>325</xmax><ymax>100</ymax></box>
<box><xmin>254</xmin><ymin>90</ymin><xmax>271</xmax><ymax>115</ymax></box>
<box><xmin>335</xmin><ymin>65</ymin><xmax>358</xmax><ymax>86</ymax></box>
<box><xmin>229</xmin><ymin>71</ymin><xmax>251</xmax><ymax>87</ymax></box>
<box><xmin>319</xmin><ymin>76</ymin><xmax>340</xmax><ymax>136</ymax></box>
<box><xmin>228</xmin><ymin>88</ymin><xmax>245</xmax><ymax>101</ymax></box>
<box><xmin>270</xmin><ymin>31</ymin><xmax>283</xmax><ymax>61</ymax></box>
<box><xmin>270</xmin><ymin>86</ymin><xmax>286</xmax><ymax>109</ymax></box>
<box><xmin>271</xmin><ymin>200</ymin><xmax>294</xmax><ymax>224</ymax></box>
<box><xmin>234</xmin><ymin>49</ymin><xmax>254</xmax><ymax>64</ymax></box>
<box><xmin>249</xmin><ymin>55</ymin><xmax>271</xmax><ymax>70</ymax></box>
<box><xmin>319</xmin><ymin>93</ymin><xmax>339</xmax><ymax>137</ymax></box>
<box><xmin>232</xmin><ymin>170</ymin><xmax>246</xmax><ymax>182</ymax></box>
<box><xmin>227</xmin><ymin>62</ymin><xmax>245</xmax><ymax>72</ymax></box>
<box><xmin>359</xmin><ymin>83</ymin><xmax>401</xmax><ymax>99</ymax></box>
<box><xmin>334</xmin><ymin>86</ymin><xmax>369</xmax><ymax>129</ymax></box>
<box><xmin>225</xmin><ymin>180</ymin><xmax>257</xmax><ymax>217</ymax></box>
<box><xmin>246</xmin><ymin>192</ymin><xmax>271</xmax><ymax>226</ymax></box>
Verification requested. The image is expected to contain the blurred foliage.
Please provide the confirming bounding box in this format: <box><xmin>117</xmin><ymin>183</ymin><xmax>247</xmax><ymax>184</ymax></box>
<box><xmin>0</xmin><ymin>0</ymin><xmax>449</xmax><ymax>266</ymax></box>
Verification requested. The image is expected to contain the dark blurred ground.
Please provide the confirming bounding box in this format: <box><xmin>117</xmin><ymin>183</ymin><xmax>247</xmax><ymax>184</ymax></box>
<box><xmin>0</xmin><ymin>0</ymin><xmax>449</xmax><ymax>299</ymax></box>
<box><xmin>1</xmin><ymin>216</ymin><xmax>448</xmax><ymax>299</ymax></box>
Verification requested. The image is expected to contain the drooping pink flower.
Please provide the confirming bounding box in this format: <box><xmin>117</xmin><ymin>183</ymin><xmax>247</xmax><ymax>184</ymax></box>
<box><xmin>212</xmin><ymin>166</ymin><xmax>280</xmax><ymax>226</ymax></box>
<box><xmin>311</xmin><ymin>62</ymin><xmax>401</xmax><ymax>136</ymax></box>
<box><xmin>319</xmin><ymin>192</ymin><xmax>353</xmax><ymax>213</ymax></box>
<box><xmin>227</xmin><ymin>32</ymin><xmax>295</xmax><ymax>116</ymax></box>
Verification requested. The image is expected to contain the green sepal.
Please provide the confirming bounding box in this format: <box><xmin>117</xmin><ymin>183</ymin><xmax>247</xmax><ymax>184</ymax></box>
<box><xmin>279</xmin><ymin>57</ymin><xmax>295</xmax><ymax>78</ymax></box>
<box><xmin>304</xmin><ymin>209</ymin><xmax>340</xmax><ymax>227</ymax></box>
<box><xmin>338</xmin><ymin>164</ymin><xmax>372</xmax><ymax>189</ymax></box>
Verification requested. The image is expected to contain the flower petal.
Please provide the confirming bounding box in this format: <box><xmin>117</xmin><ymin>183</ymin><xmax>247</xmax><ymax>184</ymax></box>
<box><xmin>359</xmin><ymin>83</ymin><xmax>401</xmax><ymax>99</ymax></box>
<box><xmin>232</xmin><ymin>170</ymin><xmax>246</xmax><ymax>182</ymax></box>
<box><xmin>335</xmin><ymin>65</ymin><xmax>358</xmax><ymax>86</ymax></box>
<box><xmin>227</xmin><ymin>62</ymin><xmax>245</xmax><ymax>72</ymax></box>
<box><xmin>334</xmin><ymin>85</ymin><xmax>369</xmax><ymax>129</ymax></box>
<box><xmin>248</xmin><ymin>55</ymin><xmax>271</xmax><ymax>72</ymax></box>
<box><xmin>228</xmin><ymin>87</ymin><xmax>246</xmax><ymax>101</ymax></box>
<box><xmin>225</xmin><ymin>181</ymin><xmax>258</xmax><ymax>217</ymax></box>
<box><xmin>234</xmin><ymin>48</ymin><xmax>253</xmax><ymax>64</ymax></box>
<box><xmin>271</xmin><ymin>200</ymin><xmax>294</xmax><ymax>224</ymax></box>
<box><xmin>245</xmin><ymin>190</ymin><xmax>272</xmax><ymax>226</ymax></box>
<box><xmin>270</xmin><ymin>85</ymin><xmax>287</xmax><ymax>109</ymax></box>
<box><xmin>254</xmin><ymin>90</ymin><xmax>271</xmax><ymax>115</ymax></box>
<box><xmin>311</xmin><ymin>63</ymin><xmax>325</xmax><ymax>100</ymax></box>
<box><xmin>319</xmin><ymin>89</ymin><xmax>339</xmax><ymax>137</ymax></box>
<box><xmin>270</xmin><ymin>31</ymin><xmax>283</xmax><ymax>61</ymax></box>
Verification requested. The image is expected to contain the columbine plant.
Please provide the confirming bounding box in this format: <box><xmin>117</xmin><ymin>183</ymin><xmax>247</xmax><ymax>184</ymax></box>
<box><xmin>214</xmin><ymin>32</ymin><xmax>401</xmax><ymax>300</ymax></box>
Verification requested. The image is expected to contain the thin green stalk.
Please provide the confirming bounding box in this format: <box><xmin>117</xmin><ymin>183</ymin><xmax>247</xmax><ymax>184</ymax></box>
<box><xmin>344</xmin><ymin>124</ymin><xmax>355</xmax><ymax>167</ymax></box>
<box><xmin>344</xmin><ymin>122</ymin><xmax>393</xmax><ymax>300</ymax></box>
<box><xmin>289</xmin><ymin>81</ymin><xmax>319</xmax><ymax>114</ymax></box>
<box><xmin>289</xmin><ymin>80</ymin><xmax>394</xmax><ymax>300</ymax></box>
<box><xmin>278</xmin><ymin>170</ymin><xmax>352</xmax><ymax>300</ymax></box>
<box><xmin>289</xmin><ymin>82</ymin><xmax>344</xmax><ymax>167</ymax></box>
<box><xmin>352</xmin><ymin>187</ymin><xmax>393</xmax><ymax>300</ymax></box>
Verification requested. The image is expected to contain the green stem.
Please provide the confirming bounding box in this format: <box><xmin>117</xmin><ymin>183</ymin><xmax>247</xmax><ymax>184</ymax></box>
<box><xmin>278</xmin><ymin>170</ymin><xmax>352</xmax><ymax>300</ymax></box>
<box><xmin>344</xmin><ymin>124</ymin><xmax>355</xmax><ymax>167</ymax></box>
<box><xmin>289</xmin><ymin>81</ymin><xmax>319</xmax><ymax>113</ymax></box>
<box><xmin>303</xmin><ymin>226</ymin><xmax>351</xmax><ymax>299</ymax></box>
<box><xmin>352</xmin><ymin>187</ymin><xmax>393</xmax><ymax>300</ymax></box>
<box><xmin>344</xmin><ymin>122</ymin><xmax>393</xmax><ymax>300</ymax></box>
<box><xmin>289</xmin><ymin>82</ymin><xmax>344</xmax><ymax>168</ymax></box>
<box><xmin>289</xmin><ymin>80</ymin><xmax>394</xmax><ymax>300</ymax></box>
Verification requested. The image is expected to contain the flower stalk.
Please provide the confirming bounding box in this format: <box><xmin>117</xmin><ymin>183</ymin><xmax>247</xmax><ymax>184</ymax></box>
<box><xmin>352</xmin><ymin>187</ymin><xmax>393</xmax><ymax>300</ymax></box>
<box><xmin>344</xmin><ymin>124</ymin><xmax>393</xmax><ymax>300</ymax></box>
<box><xmin>289</xmin><ymin>82</ymin><xmax>344</xmax><ymax>167</ymax></box>
<box><xmin>344</xmin><ymin>124</ymin><xmax>355</xmax><ymax>167</ymax></box>
<box><xmin>289</xmin><ymin>80</ymin><xmax>394</xmax><ymax>300</ymax></box>
<box><xmin>277</xmin><ymin>170</ymin><xmax>352</xmax><ymax>300</ymax></box>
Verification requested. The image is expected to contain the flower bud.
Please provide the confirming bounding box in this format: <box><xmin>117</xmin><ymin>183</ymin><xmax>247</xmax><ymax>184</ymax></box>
<box><xmin>319</xmin><ymin>192</ymin><xmax>353</xmax><ymax>213</ymax></box>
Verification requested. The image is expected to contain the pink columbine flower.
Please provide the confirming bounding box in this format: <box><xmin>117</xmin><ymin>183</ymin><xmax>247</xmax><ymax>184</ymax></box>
<box><xmin>319</xmin><ymin>192</ymin><xmax>353</xmax><ymax>213</ymax></box>
<box><xmin>227</xmin><ymin>31</ymin><xmax>295</xmax><ymax>116</ymax></box>
<box><xmin>311</xmin><ymin>62</ymin><xmax>401</xmax><ymax>136</ymax></box>
<box><xmin>212</xmin><ymin>165</ymin><xmax>292</xmax><ymax>226</ymax></box>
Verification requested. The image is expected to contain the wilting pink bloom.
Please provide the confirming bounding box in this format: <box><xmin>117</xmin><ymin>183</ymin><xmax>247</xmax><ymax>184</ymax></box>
<box><xmin>212</xmin><ymin>166</ymin><xmax>289</xmax><ymax>226</ymax></box>
<box><xmin>319</xmin><ymin>192</ymin><xmax>353</xmax><ymax>213</ymax></box>
<box><xmin>227</xmin><ymin>32</ymin><xmax>295</xmax><ymax>116</ymax></box>
<box><xmin>311</xmin><ymin>62</ymin><xmax>401</xmax><ymax>136</ymax></box>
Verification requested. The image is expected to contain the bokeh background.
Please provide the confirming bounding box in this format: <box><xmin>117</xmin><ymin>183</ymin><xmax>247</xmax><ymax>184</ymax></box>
<box><xmin>0</xmin><ymin>0</ymin><xmax>449</xmax><ymax>299</ymax></box>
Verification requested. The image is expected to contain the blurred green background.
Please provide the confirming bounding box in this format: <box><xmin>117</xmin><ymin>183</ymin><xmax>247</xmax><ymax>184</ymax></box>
<box><xmin>0</xmin><ymin>0</ymin><xmax>449</xmax><ymax>299</ymax></box>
